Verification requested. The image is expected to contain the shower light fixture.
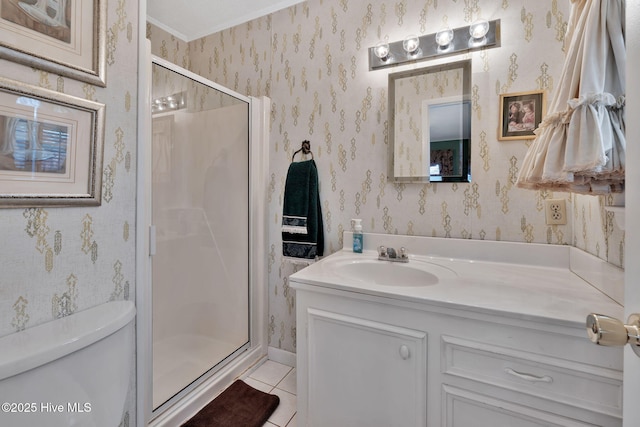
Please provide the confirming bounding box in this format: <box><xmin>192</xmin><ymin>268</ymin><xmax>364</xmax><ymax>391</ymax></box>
<box><xmin>152</xmin><ymin>91</ymin><xmax>186</xmax><ymax>114</ymax></box>
<box><xmin>368</xmin><ymin>19</ymin><xmax>501</xmax><ymax>71</ymax></box>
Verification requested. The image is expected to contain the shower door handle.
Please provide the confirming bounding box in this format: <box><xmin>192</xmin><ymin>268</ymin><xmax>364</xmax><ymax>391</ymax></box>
<box><xmin>149</xmin><ymin>225</ymin><xmax>157</xmax><ymax>256</ymax></box>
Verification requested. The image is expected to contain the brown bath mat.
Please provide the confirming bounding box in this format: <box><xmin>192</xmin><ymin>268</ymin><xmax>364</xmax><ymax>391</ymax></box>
<box><xmin>181</xmin><ymin>380</ymin><xmax>280</xmax><ymax>427</ymax></box>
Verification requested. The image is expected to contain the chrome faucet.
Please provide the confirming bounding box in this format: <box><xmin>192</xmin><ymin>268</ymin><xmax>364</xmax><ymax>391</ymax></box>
<box><xmin>377</xmin><ymin>245</ymin><xmax>409</xmax><ymax>263</ymax></box>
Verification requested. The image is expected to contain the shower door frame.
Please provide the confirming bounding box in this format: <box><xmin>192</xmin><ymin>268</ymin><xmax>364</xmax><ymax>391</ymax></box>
<box><xmin>149</xmin><ymin>58</ymin><xmax>254</xmax><ymax>415</ymax></box>
<box><xmin>136</xmin><ymin>44</ymin><xmax>269</xmax><ymax>427</ymax></box>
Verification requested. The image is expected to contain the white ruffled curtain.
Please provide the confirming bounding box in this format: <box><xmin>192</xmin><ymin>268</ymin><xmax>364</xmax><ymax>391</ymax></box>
<box><xmin>516</xmin><ymin>0</ymin><xmax>626</xmax><ymax>194</ymax></box>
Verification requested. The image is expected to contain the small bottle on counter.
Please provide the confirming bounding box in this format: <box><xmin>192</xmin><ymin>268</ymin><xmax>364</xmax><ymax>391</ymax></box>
<box><xmin>352</xmin><ymin>218</ymin><xmax>363</xmax><ymax>253</ymax></box>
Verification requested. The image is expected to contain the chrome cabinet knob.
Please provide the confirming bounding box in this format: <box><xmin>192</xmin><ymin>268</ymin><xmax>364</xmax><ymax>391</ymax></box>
<box><xmin>586</xmin><ymin>313</ymin><xmax>640</xmax><ymax>357</ymax></box>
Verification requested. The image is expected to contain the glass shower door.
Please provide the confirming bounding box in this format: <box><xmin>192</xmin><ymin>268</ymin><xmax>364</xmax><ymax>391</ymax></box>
<box><xmin>151</xmin><ymin>62</ymin><xmax>250</xmax><ymax>411</ymax></box>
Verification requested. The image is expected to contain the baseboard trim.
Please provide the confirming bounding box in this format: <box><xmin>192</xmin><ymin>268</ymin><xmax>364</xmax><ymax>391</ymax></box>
<box><xmin>268</xmin><ymin>346</ymin><xmax>296</xmax><ymax>368</ymax></box>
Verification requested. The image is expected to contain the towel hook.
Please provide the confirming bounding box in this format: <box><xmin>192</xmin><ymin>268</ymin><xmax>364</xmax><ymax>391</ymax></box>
<box><xmin>292</xmin><ymin>140</ymin><xmax>314</xmax><ymax>162</ymax></box>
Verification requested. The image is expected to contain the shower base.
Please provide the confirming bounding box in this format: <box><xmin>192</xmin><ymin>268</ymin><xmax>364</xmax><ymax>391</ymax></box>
<box><xmin>153</xmin><ymin>333</ymin><xmax>244</xmax><ymax>409</ymax></box>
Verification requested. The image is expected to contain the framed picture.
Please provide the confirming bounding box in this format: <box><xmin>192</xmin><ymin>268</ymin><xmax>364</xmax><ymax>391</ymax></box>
<box><xmin>0</xmin><ymin>76</ymin><xmax>105</xmax><ymax>207</ymax></box>
<box><xmin>0</xmin><ymin>0</ymin><xmax>107</xmax><ymax>87</ymax></box>
<box><xmin>498</xmin><ymin>90</ymin><xmax>546</xmax><ymax>141</ymax></box>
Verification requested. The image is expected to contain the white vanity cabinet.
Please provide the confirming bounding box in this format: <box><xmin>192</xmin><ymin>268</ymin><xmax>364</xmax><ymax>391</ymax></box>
<box><xmin>305</xmin><ymin>306</ymin><xmax>427</xmax><ymax>426</ymax></box>
<box><xmin>292</xmin><ymin>282</ymin><xmax>623</xmax><ymax>427</ymax></box>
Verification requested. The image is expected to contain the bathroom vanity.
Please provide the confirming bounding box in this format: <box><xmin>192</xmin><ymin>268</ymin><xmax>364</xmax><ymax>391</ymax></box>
<box><xmin>290</xmin><ymin>233</ymin><xmax>624</xmax><ymax>426</ymax></box>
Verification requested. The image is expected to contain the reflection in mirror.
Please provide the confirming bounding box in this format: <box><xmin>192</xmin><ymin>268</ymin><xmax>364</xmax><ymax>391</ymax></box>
<box><xmin>424</xmin><ymin>97</ymin><xmax>471</xmax><ymax>181</ymax></box>
<box><xmin>0</xmin><ymin>115</ymin><xmax>69</xmax><ymax>174</ymax></box>
<box><xmin>388</xmin><ymin>59</ymin><xmax>471</xmax><ymax>183</ymax></box>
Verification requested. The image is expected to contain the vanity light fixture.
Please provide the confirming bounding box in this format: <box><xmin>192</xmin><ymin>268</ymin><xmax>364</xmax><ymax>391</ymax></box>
<box><xmin>403</xmin><ymin>34</ymin><xmax>420</xmax><ymax>55</ymax></box>
<box><xmin>435</xmin><ymin>27</ymin><xmax>454</xmax><ymax>48</ymax></box>
<box><xmin>369</xmin><ymin>19</ymin><xmax>501</xmax><ymax>71</ymax></box>
<box><xmin>374</xmin><ymin>41</ymin><xmax>391</xmax><ymax>61</ymax></box>
<box><xmin>469</xmin><ymin>18</ymin><xmax>490</xmax><ymax>39</ymax></box>
<box><xmin>468</xmin><ymin>18</ymin><xmax>490</xmax><ymax>47</ymax></box>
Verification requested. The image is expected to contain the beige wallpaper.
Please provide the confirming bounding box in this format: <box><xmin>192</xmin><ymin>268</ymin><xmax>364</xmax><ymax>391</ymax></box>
<box><xmin>0</xmin><ymin>1</ymin><xmax>139</xmax><ymax>425</ymax></box>
<box><xmin>148</xmin><ymin>0</ymin><xmax>625</xmax><ymax>355</ymax></box>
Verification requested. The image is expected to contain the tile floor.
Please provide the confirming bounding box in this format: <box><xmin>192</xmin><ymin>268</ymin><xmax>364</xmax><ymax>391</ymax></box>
<box><xmin>241</xmin><ymin>360</ymin><xmax>297</xmax><ymax>427</ymax></box>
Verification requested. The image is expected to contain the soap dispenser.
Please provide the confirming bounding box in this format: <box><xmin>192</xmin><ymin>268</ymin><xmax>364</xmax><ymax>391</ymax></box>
<box><xmin>352</xmin><ymin>218</ymin><xmax>363</xmax><ymax>253</ymax></box>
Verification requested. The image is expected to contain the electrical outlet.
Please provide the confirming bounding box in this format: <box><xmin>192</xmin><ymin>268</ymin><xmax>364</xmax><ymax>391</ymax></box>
<box><xmin>544</xmin><ymin>199</ymin><xmax>567</xmax><ymax>225</ymax></box>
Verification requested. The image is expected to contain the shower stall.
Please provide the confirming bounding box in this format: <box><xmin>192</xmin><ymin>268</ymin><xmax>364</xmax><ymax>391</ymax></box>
<box><xmin>138</xmin><ymin>55</ymin><xmax>268</xmax><ymax>425</ymax></box>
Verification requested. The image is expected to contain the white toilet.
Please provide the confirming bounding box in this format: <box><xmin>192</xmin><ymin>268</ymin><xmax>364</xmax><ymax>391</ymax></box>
<box><xmin>0</xmin><ymin>300</ymin><xmax>135</xmax><ymax>427</ymax></box>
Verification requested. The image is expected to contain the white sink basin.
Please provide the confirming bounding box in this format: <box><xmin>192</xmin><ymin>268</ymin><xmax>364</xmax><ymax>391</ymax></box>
<box><xmin>326</xmin><ymin>256</ymin><xmax>457</xmax><ymax>287</ymax></box>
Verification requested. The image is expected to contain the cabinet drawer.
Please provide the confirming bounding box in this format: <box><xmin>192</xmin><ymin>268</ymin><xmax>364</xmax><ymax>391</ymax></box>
<box><xmin>442</xmin><ymin>385</ymin><xmax>601</xmax><ymax>427</ymax></box>
<box><xmin>441</xmin><ymin>335</ymin><xmax>622</xmax><ymax>417</ymax></box>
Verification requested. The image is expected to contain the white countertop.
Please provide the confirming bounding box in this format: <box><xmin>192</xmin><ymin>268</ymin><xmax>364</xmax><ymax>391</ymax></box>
<box><xmin>289</xmin><ymin>233</ymin><xmax>624</xmax><ymax>329</ymax></box>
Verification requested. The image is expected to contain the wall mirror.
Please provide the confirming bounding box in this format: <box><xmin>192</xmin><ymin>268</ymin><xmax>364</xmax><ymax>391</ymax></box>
<box><xmin>388</xmin><ymin>59</ymin><xmax>471</xmax><ymax>183</ymax></box>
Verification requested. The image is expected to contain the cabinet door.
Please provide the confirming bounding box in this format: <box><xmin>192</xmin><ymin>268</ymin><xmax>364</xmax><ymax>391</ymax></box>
<box><xmin>307</xmin><ymin>308</ymin><xmax>427</xmax><ymax>427</ymax></box>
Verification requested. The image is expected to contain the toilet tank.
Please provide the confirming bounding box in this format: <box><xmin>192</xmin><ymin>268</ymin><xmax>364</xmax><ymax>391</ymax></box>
<box><xmin>0</xmin><ymin>300</ymin><xmax>136</xmax><ymax>427</ymax></box>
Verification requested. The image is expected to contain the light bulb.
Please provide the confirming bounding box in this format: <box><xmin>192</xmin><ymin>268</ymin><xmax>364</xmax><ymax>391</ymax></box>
<box><xmin>435</xmin><ymin>28</ymin><xmax>454</xmax><ymax>47</ymax></box>
<box><xmin>403</xmin><ymin>35</ymin><xmax>420</xmax><ymax>54</ymax></box>
<box><xmin>373</xmin><ymin>41</ymin><xmax>390</xmax><ymax>60</ymax></box>
<box><xmin>469</xmin><ymin>19</ymin><xmax>489</xmax><ymax>39</ymax></box>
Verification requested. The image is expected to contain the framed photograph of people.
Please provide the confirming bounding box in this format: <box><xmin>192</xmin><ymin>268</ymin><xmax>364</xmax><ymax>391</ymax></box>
<box><xmin>498</xmin><ymin>90</ymin><xmax>546</xmax><ymax>141</ymax></box>
<box><xmin>0</xmin><ymin>0</ymin><xmax>107</xmax><ymax>86</ymax></box>
<box><xmin>0</xmin><ymin>76</ymin><xmax>105</xmax><ymax>207</ymax></box>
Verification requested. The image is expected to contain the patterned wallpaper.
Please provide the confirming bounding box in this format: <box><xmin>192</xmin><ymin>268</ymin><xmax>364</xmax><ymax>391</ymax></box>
<box><xmin>0</xmin><ymin>0</ymin><xmax>139</xmax><ymax>425</ymax></box>
<box><xmin>148</xmin><ymin>0</ymin><xmax>625</xmax><ymax>355</ymax></box>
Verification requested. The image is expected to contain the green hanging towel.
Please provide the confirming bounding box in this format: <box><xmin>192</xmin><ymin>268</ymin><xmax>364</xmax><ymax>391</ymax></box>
<box><xmin>282</xmin><ymin>159</ymin><xmax>324</xmax><ymax>259</ymax></box>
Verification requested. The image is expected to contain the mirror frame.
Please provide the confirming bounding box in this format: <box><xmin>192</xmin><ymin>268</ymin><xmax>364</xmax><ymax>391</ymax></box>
<box><xmin>387</xmin><ymin>59</ymin><xmax>472</xmax><ymax>183</ymax></box>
